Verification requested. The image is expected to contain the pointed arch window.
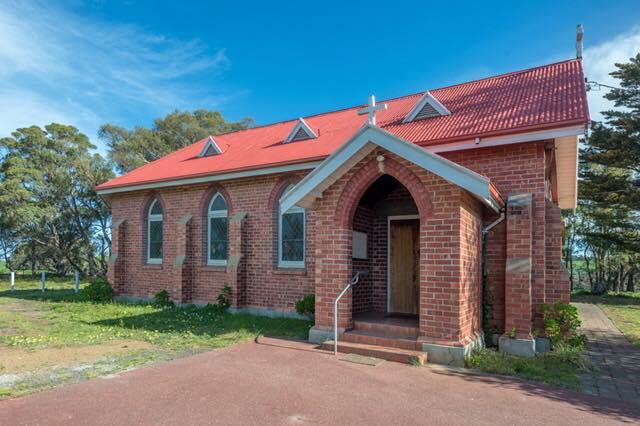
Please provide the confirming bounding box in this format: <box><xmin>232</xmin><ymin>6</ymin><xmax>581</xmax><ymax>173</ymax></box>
<box><xmin>147</xmin><ymin>199</ymin><xmax>163</xmax><ymax>264</ymax></box>
<box><xmin>208</xmin><ymin>193</ymin><xmax>228</xmax><ymax>265</ymax></box>
<box><xmin>278</xmin><ymin>185</ymin><xmax>305</xmax><ymax>268</ymax></box>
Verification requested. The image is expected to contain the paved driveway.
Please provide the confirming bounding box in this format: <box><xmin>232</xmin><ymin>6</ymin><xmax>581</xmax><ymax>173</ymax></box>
<box><xmin>575</xmin><ymin>303</ymin><xmax>640</xmax><ymax>403</ymax></box>
<box><xmin>2</xmin><ymin>338</ymin><xmax>639</xmax><ymax>425</ymax></box>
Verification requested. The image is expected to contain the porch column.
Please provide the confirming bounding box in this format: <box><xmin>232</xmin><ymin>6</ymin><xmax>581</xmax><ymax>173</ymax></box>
<box><xmin>309</xmin><ymin>225</ymin><xmax>353</xmax><ymax>342</ymax></box>
<box><xmin>500</xmin><ymin>193</ymin><xmax>535</xmax><ymax>357</ymax></box>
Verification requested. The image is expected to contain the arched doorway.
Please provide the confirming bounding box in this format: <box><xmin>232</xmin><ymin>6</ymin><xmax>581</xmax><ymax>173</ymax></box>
<box><xmin>350</xmin><ymin>174</ymin><xmax>420</xmax><ymax>321</ymax></box>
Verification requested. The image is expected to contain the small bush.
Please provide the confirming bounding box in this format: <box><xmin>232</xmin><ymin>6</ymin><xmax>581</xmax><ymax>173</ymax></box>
<box><xmin>216</xmin><ymin>286</ymin><xmax>232</xmax><ymax>311</ymax></box>
<box><xmin>81</xmin><ymin>280</ymin><xmax>113</xmax><ymax>303</ymax></box>
<box><xmin>541</xmin><ymin>302</ymin><xmax>585</xmax><ymax>349</ymax></box>
<box><xmin>153</xmin><ymin>290</ymin><xmax>175</xmax><ymax>308</ymax></box>
<box><xmin>295</xmin><ymin>295</ymin><xmax>315</xmax><ymax>318</ymax></box>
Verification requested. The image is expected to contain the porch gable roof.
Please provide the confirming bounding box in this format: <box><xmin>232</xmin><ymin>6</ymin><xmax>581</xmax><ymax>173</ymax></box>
<box><xmin>279</xmin><ymin>124</ymin><xmax>504</xmax><ymax>214</ymax></box>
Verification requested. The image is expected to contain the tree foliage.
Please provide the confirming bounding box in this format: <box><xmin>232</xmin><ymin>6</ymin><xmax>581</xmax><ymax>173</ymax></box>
<box><xmin>100</xmin><ymin>109</ymin><xmax>252</xmax><ymax>173</ymax></box>
<box><xmin>0</xmin><ymin>124</ymin><xmax>114</xmax><ymax>276</ymax></box>
<box><xmin>565</xmin><ymin>53</ymin><xmax>640</xmax><ymax>292</ymax></box>
<box><xmin>0</xmin><ymin>109</ymin><xmax>251</xmax><ymax>277</ymax></box>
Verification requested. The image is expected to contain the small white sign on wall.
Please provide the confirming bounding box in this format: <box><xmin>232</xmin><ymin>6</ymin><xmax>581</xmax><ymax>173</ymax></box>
<box><xmin>352</xmin><ymin>231</ymin><xmax>368</xmax><ymax>259</ymax></box>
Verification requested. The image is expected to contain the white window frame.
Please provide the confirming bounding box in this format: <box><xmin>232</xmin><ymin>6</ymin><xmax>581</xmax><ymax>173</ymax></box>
<box><xmin>278</xmin><ymin>185</ymin><xmax>305</xmax><ymax>268</ymax></box>
<box><xmin>207</xmin><ymin>193</ymin><xmax>228</xmax><ymax>266</ymax></box>
<box><xmin>147</xmin><ymin>199</ymin><xmax>163</xmax><ymax>264</ymax></box>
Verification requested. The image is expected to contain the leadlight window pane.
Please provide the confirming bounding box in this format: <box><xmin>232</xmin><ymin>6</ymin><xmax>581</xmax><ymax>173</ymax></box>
<box><xmin>209</xmin><ymin>217</ymin><xmax>228</xmax><ymax>260</ymax></box>
<box><xmin>281</xmin><ymin>211</ymin><xmax>304</xmax><ymax>261</ymax></box>
<box><xmin>150</xmin><ymin>201</ymin><xmax>163</xmax><ymax>215</ymax></box>
<box><xmin>210</xmin><ymin>195</ymin><xmax>227</xmax><ymax>212</ymax></box>
<box><xmin>149</xmin><ymin>219</ymin><xmax>163</xmax><ymax>259</ymax></box>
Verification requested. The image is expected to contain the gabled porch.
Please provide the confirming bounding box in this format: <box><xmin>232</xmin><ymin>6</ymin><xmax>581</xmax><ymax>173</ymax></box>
<box><xmin>281</xmin><ymin>125</ymin><xmax>504</xmax><ymax>365</ymax></box>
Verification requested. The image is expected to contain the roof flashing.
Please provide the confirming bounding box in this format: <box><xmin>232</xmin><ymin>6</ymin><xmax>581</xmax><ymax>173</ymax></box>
<box><xmin>198</xmin><ymin>136</ymin><xmax>222</xmax><ymax>157</ymax></box>
<box><xmin>403</xmin><ymin>91</ymin><xmax>451</xmax><ymax>123</ymax></box>
<box><xmin>285</xmin><ymin>118</ymin><xmax>317</xmax><ymax>143</ymax></box>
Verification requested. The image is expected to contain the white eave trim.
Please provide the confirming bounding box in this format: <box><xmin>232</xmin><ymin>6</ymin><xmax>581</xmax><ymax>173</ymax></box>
<box><xmin>285</xmin><ymin>118</ymin><xmax>317</xmax><ymax>143</ymax></box>
<box><xmin>280</xmin><ymin>124</ymin><xmax>500</xmax><ymax>213</ymax></box>
<box><xmin>403</xmin><ymin>91</ymin><xmax>451</xmax><ymax>123</ymax></box>
<box><xmin>427</xmin><ymin>125</ymin><xmax>585</xmax><ymax>153</ymax></box>
<box><xmin>96</xmin><ymin>161</ymin><xmax>322</xmax><ymax>195</ymax></box>
<box><xmin>198</xmin><ymin>136</ymin><xmax>223</xmax><ymax>157</ymax></box>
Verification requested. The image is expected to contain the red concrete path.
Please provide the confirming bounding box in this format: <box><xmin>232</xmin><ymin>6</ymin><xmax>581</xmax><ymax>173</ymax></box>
<box><xmin>2</xmin><ymin>339</ymin><xmax>639</xmax><ymax>425</ymax></box>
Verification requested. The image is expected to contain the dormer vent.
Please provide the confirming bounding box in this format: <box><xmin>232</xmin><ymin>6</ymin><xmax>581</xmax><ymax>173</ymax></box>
<box><xmin>403</xmin><ymin>91</ymin><xmax>451</xmax><ymax>123</ymax></box>
<box><xmin>285</xmin><ymin>118</ymin><xmax>317</xmax><ymax>143</ymax></box>
<box><xmin>198</xmin><ymin>136</ymin><xmax>222</xmax><ymax>157</ymax></box>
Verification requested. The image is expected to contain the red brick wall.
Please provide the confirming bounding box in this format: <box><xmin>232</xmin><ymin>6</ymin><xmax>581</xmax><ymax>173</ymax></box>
<box><xmin>352</xmin><ymin>205</ymin><xmax>375</xmax><ymax>314</ymax></box>
<box><xmin>108</xmin><ymin>172</ymin><xmax>315</xmax><ymax>313</ymax></box>
<box><xmin>545</xmin><ymin>199</ymin><xmax>571</xmax><ymax>304</ymax></box>
<box><xmin>459</xmin><ymin>193</ymin><xmax>483</xmax><ymax>342</ymax></box>
<box><xmin>445</xmin><ymin>142</ymin><xmax>547</xmax><ymax>333</ymax></box>
<box><xmin>504</xmin><ymin>193</ymin><xmax>534</xmax><ymax>339</ymax></box>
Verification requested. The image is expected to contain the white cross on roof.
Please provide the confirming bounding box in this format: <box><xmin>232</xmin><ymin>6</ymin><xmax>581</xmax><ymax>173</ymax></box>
<box><xmin>357</xmin><ymin>95</ymin><xmax>388</xmax><ymax>126</ymax></box>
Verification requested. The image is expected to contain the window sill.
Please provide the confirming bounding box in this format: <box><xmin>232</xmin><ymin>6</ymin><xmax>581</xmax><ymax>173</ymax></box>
<box><xmin>273</xmin><ymin>267</ymin><xmax>307</xmax><ymax>276</ymax></box>
<box><xmin>142</xmin><ymin>263</ymin><xmax>163</xmax><ymax>270</ymax></box>
<box><xmin>201</xmin><ymin>264</ymin><xmax>228</xmax><ymax>272</ymax></box>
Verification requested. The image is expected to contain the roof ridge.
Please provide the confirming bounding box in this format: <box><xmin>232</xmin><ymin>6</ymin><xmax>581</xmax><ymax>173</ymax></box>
<box><xmin>429</xmin><ymin>58</ymin><xmax>580</xmax><ymax>93</ymax></box>
<box><xmin>209</xmin><ymin>58</ymin><xmax>580</xmax><ymax>140</ymax></box>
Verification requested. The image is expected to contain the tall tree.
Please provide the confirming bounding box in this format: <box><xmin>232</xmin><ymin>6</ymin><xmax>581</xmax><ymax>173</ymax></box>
<box><xmin>582</xmin><ymin>53</ymin><xmax>640</xmax><ymax>211</ymax></box>
<box><xmin>0</xmin><ymin>124</ymin><xmax>114</xmax><ymax>276</ymax></box>
<box><xmin>567</xmin><ymin>53</ymin><xmax>640</xmax><ymax>292</ymax></box>
<box><xmin>100</xmin><ymin>109</ymin><xmax>253</xmax><ymax>173</ymax></box>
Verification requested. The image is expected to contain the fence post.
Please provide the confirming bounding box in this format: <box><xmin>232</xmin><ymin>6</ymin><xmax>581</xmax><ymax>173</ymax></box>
<box><xmin>10</xmin><ymin>271</ymin><xmax>15</xmax><ymax>291</ymax></box>
<box><xmin>41</xmin><ymin>271</ymin><xmax>45</xmax><ymax>292</ymax></box>
<box><xmin>74</xmin><ymin>271</ymin><xmax>79</xmax><ymax>293</ymax></box>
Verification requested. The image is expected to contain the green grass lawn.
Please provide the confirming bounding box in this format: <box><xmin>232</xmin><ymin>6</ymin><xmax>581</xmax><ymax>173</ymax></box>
<box><xmin>572</xmin><ymin>290</ymin><xmax>640</xmax><ymax>347</ymax></box>
<box><xmin>0</xmin><ymin>274</ymin><xmax>311</xmax><ymax>399</ymax></box>
<box><xmin>466</xmin><ymin>347</ymin><xmax>591</xmax><ymax>390</ymax></box>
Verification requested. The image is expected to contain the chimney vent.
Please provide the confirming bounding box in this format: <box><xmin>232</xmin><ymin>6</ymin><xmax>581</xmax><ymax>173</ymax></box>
<box><xmin>576</xmin><ymin>24</ymin><xmax>584</xmax><ymax>59</ymax></box>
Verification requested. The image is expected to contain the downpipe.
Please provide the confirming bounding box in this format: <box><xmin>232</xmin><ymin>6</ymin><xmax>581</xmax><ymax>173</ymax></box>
<box><xmin>481</xmin><ymin>211</ymin><xmax>505</xmax><ymax>344</ymax></box>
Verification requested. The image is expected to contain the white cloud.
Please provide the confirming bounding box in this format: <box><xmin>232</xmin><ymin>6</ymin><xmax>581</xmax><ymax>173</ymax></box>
<box><xmin>583</xmin><ymin>27</ymin><xmax>640</xmax><ymax>122</ymax></box>
<box><xmin>0</xmin><ymin>1</ymin><xmax>233</xmax><ymax>152</ymax></box>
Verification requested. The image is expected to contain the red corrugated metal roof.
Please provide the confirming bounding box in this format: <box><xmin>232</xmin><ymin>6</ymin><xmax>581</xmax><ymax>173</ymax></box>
<box><xmin>97</xmin><ymin>59</ymin><xmax>589</xmax><ymax>191</ymax></box>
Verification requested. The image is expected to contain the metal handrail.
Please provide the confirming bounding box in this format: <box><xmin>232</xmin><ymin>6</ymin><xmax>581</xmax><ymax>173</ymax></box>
<box><xmin>333</xmin><ymin>271</ymin><xmax>366</xmax><ymax>355</ymax></box>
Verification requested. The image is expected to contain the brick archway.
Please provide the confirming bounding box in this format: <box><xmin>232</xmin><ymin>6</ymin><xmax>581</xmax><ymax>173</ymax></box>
<box><xmin>334</xmin><ymin>156</ymin><xmax>433</xmax><ymax>228</ymax></box>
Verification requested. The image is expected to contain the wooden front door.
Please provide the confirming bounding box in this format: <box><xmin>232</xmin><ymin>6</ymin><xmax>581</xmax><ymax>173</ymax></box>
<box><xmin>389</xmin><ymin>218</ymin><xmax>419</xmax><ymax>315</ymax></box>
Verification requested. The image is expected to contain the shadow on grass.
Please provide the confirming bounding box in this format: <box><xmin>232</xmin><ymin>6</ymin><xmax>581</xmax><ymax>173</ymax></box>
<box><xmin>90</xmin><ymin>306</ymin><xmax>312</xmax><ymax>341</ymax></box>
<box><xmin>0</xmin><ymin>288</ymin><xmax>87</xmax><ymax>303</ymax></box>
<box><xmin>572</xmin><ymin>291</ymin><xmax>640</xmax><ymax>306</ymax></box>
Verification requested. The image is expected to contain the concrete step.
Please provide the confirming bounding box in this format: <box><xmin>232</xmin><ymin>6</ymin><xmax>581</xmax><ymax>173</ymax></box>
<box><xmin>352</xmin><ymin>320</ymin><xmax>419</xmax><ymax>339</ymax></box>
<box><xmin>341</xmin><ymin>330</ymin><xmax>422</xmax><ymax>351</ymax></box>
<box><xmin>321</xmin><ymin>340</ymin><xmax>428</xmax><ymax>365</ymax></box>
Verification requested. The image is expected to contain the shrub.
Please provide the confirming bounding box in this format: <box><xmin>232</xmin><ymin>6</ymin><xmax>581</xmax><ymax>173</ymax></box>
<box><xmin>295</xmin><ymin>295</ymin><xmax>315</xmax><ymax>319</ymax></box>
<box><xmin>541</xmin><ymin>302</ymin><xmax>585</xmax><ymax>349</ymax></box>
<box><xmin>153</xmin><ymin>290</ymin><xmax>175</xmax><ymax>308</ymax></box>
<box><xmin>216</xmin><ymin>286</ymin><xmax>232</xmax><ymax>311</ymax></box>
<box><xmin>81</xmin><ymin>280</ymin><xmax>113</xmax><ymax>303</ymax></box>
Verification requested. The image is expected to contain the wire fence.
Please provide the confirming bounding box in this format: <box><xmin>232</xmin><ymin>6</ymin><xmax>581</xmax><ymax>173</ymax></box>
<box><xmin>1</xmin><ymin>271</ymin><xmax>83</xmax><ymax>293</ymax></box>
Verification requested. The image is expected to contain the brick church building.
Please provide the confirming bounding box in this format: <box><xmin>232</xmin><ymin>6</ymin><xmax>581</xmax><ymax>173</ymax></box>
<box><xmin>97</xmin><ymin>59</ymin><xmax>589</xmax><ymax>364</ymax></box>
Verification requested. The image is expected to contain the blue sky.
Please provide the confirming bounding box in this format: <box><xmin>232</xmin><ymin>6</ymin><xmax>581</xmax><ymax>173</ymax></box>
<box><xmin>1</xmin><ymin>1</ymin><xmax>639</xmax><ymax>154</ymax></box>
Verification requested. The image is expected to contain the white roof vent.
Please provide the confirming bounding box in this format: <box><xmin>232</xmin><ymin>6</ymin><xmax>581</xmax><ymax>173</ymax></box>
<box><xmin>198</xmin><ymin>136</ymin><xmax>222</xmax><ymax>157</ymax></box>
<box><xmin>285</xmin><ymin>118</ymin><xmax>317</xmax><ymax>143</ymax></box>
<box><xmin>403</xmin><ymin>91</ymin><xmax>451</xmax><ymax>123</ymax></box>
